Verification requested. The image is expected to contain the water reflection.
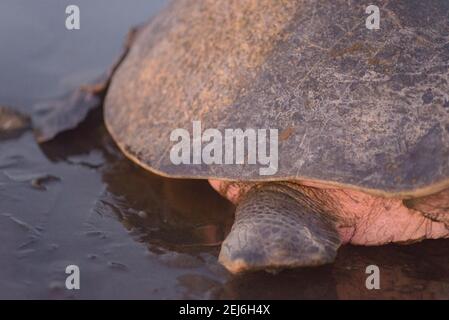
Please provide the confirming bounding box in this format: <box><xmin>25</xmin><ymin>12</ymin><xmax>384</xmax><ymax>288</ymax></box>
<box><xmin>99</xmin><ymin>159</ymin><xmax>234</xmax><ymax>250</ymax></box>
<box><xmin>334</xmin><ymin>243</ymin><xmax>449</xmax><ymax>299</ymax></box>
<box><xmin>36</xmin><ymin>116</ymin><xmax>449</xmax><ymax>299</ymax></box>
<box><xmin>41</xmin><ymin>116</ymin><xmax>234</xmax><ymax>248</ymax></box>
<box><xmin>3</xmin><ymin>0</ymin><xmax>449</xmax><ymax>300</ymax></box>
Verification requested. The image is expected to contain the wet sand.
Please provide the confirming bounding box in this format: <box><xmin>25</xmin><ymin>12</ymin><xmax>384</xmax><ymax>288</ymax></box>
<box><xmin>1</xmin><ymin>1</ymin><xmax>449</xmax><ymax>299</ymax></box>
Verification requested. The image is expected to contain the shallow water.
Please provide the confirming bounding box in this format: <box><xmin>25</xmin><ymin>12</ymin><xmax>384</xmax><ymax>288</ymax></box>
<box><xmin>1</xmin><ymin>1</ymin><xmax>449</xmax><ymax>299</ymax></box>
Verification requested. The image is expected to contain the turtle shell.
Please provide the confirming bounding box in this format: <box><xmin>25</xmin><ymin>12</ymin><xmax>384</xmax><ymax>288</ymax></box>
<box><xmin>104</xmin><ymin>0</ymin><xmax>449</xmax><ymax>198</ymax></box>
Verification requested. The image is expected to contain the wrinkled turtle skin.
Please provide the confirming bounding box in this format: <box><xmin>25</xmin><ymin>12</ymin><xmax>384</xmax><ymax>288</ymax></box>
<box><xmin>102</xmin><ymin>0</ymin><xmax>449</xmax><ymax>273</ymax></box>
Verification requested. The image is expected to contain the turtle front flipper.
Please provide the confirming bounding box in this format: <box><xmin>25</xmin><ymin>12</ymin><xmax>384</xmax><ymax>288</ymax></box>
<box><xmin>219</xmin><ymin>183</ymin><xmax>341</xmax><ymax>274</ymax></box>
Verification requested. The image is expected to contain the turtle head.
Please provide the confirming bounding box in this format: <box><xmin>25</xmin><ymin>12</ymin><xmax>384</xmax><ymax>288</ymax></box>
<box><xmin>218</xmin><ymin>182</ymin><xmax>341</xmax><ymax>274</ymax></box>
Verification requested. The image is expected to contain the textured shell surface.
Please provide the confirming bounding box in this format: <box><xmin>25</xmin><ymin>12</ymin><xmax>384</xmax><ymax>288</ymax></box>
<box><xmin>105</xmin><ymin>0</ymin><xmax>449</xmax><ymax>197</ymax></box>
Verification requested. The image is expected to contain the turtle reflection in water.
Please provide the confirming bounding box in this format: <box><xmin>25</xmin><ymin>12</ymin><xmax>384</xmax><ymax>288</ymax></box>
<box><xmin>32</xmin><ymin>0</ymin><xmax>449</xmax><ymax>274</ymax></box>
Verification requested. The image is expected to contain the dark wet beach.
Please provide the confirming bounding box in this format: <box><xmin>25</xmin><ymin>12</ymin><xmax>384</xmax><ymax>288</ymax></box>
<box><xmin>1</xmin><ymin>1</ymin><xmax>449</xmax><ymax>299</ymax></box>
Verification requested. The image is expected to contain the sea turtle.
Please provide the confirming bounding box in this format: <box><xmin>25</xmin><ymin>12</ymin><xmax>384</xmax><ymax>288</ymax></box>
<box><xmin>37</xmin><ymin>0</ymin><xmax>449</xmax><ymax>273</ymax></box>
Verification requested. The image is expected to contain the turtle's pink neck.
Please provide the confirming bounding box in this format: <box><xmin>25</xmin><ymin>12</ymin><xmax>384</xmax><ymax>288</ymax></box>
<box><xmin>209</xmin><ymin>179</ymin><xmax>449</xmax><ymax>246</ymax></box>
